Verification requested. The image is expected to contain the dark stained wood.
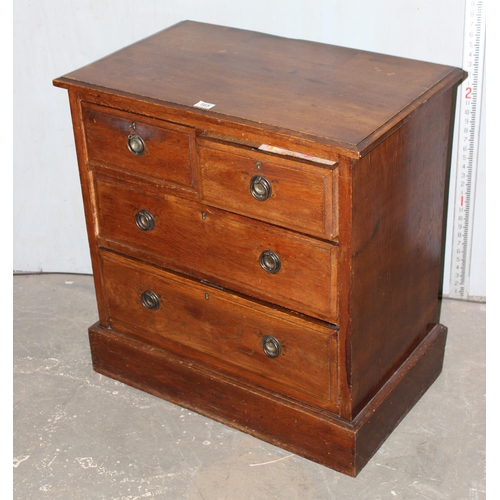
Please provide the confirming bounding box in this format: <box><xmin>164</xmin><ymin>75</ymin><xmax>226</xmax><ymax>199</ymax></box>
<box><xmin>198</xmin><ymin>138</ymin><xmax>338</xmax><ymax>239</ymax></box>
<box><xmin>348</xmin><ymin>87</ymin><xmax>458</xmax><ymax>416</ymax></box>
<box><xmin>88</xmin><ymin>320</ymin><xmax>447</xmax><ymax>477</ymax></box>
<box><xmin>93</xmin><ymin>174</ymin><xmax>339</xmax><ymax>322</ymax></box>
<box><xmin>99</xmin><ymin>249</ymin><xmax>338</xmax><ymax>410</ymax></box>
<box><xmin>54</xmin><ymin>20</ymin><xmax>464</xmax><ymax>157</ymax></box>
<box><xmin>335</xmin><ymin>154</ymin><xmax>356</xmax><ymax>418</ymax></box>
<box><xmin>354</xmin><ymin>324</ymin><xmax>448</xmax><ymax>472</ymax></box>
<box><xmin>63</xmin><ymin>87</ymin><xmax>352</xmax><ymax>161</ymax></box>
<box><xmin>82</xmin><ymin>101</ymin><xmax>197</xmax><ymax>190</ymax></box>
<box><xmin>54</xmin><ymin>21</ymin><xmax>465</xmax><ymax>476</ymax></box>
<box><xmin>67</xmin><ymin>92</ymin><xmax>109</xmax><ymax>326</ymax></box>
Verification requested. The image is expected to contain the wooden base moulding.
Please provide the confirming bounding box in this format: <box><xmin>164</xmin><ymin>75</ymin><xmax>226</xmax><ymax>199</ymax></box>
<box><xmin>89</xmin><ymin>322</ymin><xmax>447</xmax><ymax>477</ymax></box>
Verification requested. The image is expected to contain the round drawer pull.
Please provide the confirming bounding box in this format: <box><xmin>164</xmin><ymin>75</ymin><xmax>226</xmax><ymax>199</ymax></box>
<box><xmin>250</xmin><ymin>175</ymin><xmax>272</xmax><ymax>201</ymax></box>
<box><xmin>259</xmin><ymin>250</ymin><xmax>281</xmax><ymax>274</ymax></box>
<box><xmin>262</xmin><ymin>335</ymin><xmax>281</xmax><ymax>358</ymax></box>
<box><xmin>127</xmin><ymin>133</ymin><xmax>145</xmax><ymax>156</ymax></box>
<box><xmin>141</xmin><ymin>290</ymin><xmax>160</xmax><ymax>310</ymax></box>
<box><xmin>135</xmin><ymin>209</ymin><xmax>155</xmax><ymax>231</ymax></box>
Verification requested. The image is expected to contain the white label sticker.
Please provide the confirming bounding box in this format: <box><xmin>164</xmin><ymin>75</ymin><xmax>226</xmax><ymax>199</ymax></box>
<box><xmin>193</xmin><ymin>100</ymin><xmax>216</xmax><ymax>110</ymax></box>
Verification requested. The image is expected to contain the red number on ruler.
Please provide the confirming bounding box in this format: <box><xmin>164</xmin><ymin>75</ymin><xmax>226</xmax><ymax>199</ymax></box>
<box><xmin>465</xmin><ymin>87</ymin><xmax>473</xmax><ymax>98</ymax></box>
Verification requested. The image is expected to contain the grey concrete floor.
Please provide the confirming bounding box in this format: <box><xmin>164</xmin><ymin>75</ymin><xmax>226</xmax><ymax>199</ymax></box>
<box><xmin>13</xmin><ymin>273</ymin><xmax>486</xmax><ymax>499</ymax></box>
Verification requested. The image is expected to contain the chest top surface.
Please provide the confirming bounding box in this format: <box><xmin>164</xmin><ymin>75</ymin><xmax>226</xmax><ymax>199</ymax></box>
<box><xmin>54</xmin><ymin>20</ymin><xmax>464</xmax><ymax>155</ymax></box>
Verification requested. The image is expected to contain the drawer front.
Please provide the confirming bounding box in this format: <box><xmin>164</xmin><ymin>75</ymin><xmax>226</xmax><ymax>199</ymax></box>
<box><xmin>198</xmin><ymin>141</ymin><xmax>338</xmax><ymax>239</ymax></box>
<box><xmin>100</xmin><ymin>250</ymin><xmax>338</xmax><ymax>409</ymax></box>
<box><xmin>82</xmin><ymin>102</ymin><xmax>196</xmax><ymax>188</ymax></box>
<box><xmin>95</xmin><ymin>175</ymin><xmax>338</xmax><ymax>322</ymax></box>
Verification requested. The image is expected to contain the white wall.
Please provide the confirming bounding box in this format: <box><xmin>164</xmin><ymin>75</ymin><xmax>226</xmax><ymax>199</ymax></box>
<box><xmin>13</xmin><ymin>0</ymin><xmax>485</xmax><ymax>298</ymax></box>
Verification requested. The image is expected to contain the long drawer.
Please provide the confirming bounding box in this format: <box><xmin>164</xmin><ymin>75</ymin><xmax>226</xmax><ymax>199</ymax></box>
<box><xmin>99</xmin><ymin>250</ymin><xmax>338</xmax><ymax>410</ymax></box>
<box><xmin>94</xmin><ymin>175</ymin><xmax>338</xmax><ymax>322</ymax></box>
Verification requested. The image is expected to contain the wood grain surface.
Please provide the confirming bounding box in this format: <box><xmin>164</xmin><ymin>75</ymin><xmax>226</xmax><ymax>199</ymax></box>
<box><xmin>54</xmin><ymin>20</ymin><xmax>464</xmax><ymax>156</ymax></box>
<box><xmin>54</xmin><ymin>21</ymin><xmax>465</xmax><ymax>475</ymax></box>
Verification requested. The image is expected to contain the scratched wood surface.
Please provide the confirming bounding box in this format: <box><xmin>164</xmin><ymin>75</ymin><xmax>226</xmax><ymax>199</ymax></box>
<box><xmin>52</xmin><ymin>21</ymin><xmax>466</xmax><ymax>476</ymax></box>
<box><xmin>54</xmin><ymin>20</ymin><xmax>463</xmax><ymax>156</ymax></box>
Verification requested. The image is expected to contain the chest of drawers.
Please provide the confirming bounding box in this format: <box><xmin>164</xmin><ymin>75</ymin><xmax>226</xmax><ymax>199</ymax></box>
<box><xmin>54</xmin><ymin>21</ymin><xmax>465</xmax><ymax>476</ymax></box>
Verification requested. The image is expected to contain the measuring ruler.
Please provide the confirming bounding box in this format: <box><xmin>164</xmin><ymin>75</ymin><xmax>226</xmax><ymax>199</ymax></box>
<box><xmin>448</xmin><ymin>0</ymin><xmax>485</xmax><ymax>299</ymax></box>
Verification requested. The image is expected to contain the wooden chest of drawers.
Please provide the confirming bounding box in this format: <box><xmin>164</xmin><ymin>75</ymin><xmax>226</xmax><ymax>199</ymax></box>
<box><xmin>54</xmin><ymin>21</ymin><xmax>465</xmax><ymax>476</ymax></box>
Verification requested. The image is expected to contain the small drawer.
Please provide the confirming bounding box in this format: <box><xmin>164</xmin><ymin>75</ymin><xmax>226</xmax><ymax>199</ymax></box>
<box><xmin>82</xmin><ymin>102</ymin><xmax>196</xmax><ymax>189</ymax></box>
<box><xmin>94</xmin><ymin>175</ymin><xmax>338</xmax><ymax>322</ymax></box>
<box><xmin>198</xmin><ymin>140</ymin><xmax>338</xmax><ymax>239</ymax></box>
<box><xmin>100</xmin><ymin>250</ymin><xmax>338</xmax><ymax>410</ymax></box>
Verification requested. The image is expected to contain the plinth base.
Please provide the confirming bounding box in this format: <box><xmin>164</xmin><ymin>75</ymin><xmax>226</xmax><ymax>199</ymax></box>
<box><xmin>88</xmin><ymin>322</ymin><xmax>447</xmax><ymax>477</ymax></box>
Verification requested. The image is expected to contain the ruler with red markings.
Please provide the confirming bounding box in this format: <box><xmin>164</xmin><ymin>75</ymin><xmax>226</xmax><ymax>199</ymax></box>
<box><xmin>448</xmin><ymin>0</ymin><xmax>485</xmax><ymax>299</ymax></box>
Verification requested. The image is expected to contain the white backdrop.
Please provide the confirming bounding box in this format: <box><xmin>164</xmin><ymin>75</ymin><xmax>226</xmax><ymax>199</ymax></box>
<box><xmin>13</xmin><ymin>0</ymin><xmax>486</xmax><ymax>298</ymax></box>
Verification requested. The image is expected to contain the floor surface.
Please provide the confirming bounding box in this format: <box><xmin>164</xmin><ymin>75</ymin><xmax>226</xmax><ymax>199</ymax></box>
<box><xmin>13</xmin><ymin>273</ymin><xmax>486</xmax><ymax>499</ymax></box>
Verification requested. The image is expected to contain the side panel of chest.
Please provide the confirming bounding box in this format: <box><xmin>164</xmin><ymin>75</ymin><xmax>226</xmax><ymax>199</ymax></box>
<box><xmin>347</xmin><ymin>87</ymin><xmax>457</xmax><ymax>416</ymax></box>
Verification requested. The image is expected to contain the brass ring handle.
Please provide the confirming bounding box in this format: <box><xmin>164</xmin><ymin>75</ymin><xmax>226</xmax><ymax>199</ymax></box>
<box><xmin>262</xmin><ymin>335</ymin><xmax>281</xmax><ymax>358</ymax></box>
<box><xmin>259</xmin><ymin>250</ymin><xmax>281</xmax><ymax>274</ymax></box>
<box><xmin>135</xmin><ymin>209</ymin><xmax>155</xmax><ymax>231</ymax></box>
<box><xmin>127</xmin><ymin>133</ymin><xmax>145</xmax><ymax>156</ymax></box>
<box><xmin>141</xmin><ymin>290</ymin><xmax>160</xmax><ymax>310</ymax></box>
<box><xmin>250</xmin><ymin>175</ymin><xmax>272</xmax><ymax>201</ymax></box>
